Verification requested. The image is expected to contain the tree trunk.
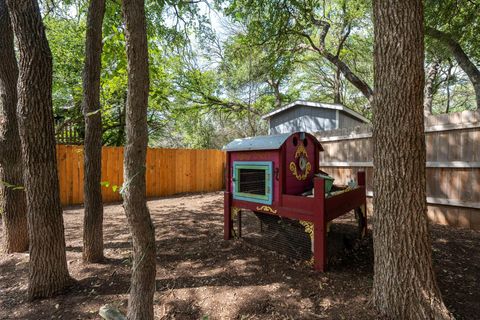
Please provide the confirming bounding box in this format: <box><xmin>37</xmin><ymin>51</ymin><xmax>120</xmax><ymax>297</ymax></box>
<box><xmin>6</xmin><ymin>0</ymin><xmax>72</xmax><ymax>299</ymax></box>
<box><xmin>116</xmin><ymin>102</ymin><xmax>126</xmax><ymax>146</ymax></box>
<box><xmin>300</xmin><ymin>24</ymin><xmax>373</xmax><ymax>103</ymax></box>
<box><xmin>426</xmin><ymin>26</ymin><xmax>480</xmax><ymax>110</ymax></box>
<box><xmin>0</xmin><ymin>0</ymin><xmax>28</xmax><ymax>254</ymax></box>
<box><xmin>82</xmin><ymin>0</ymin><xmax>106</xmax><ymax>263</ymax></box>
<box><xmin>322</xmin><ymin>50</ymin><xmax>373</xmax><ymax>103</ymax></box>
<box><xmin>268</xmin><ymin>79</ymin><xmax>282</xmax><ymax>109</ymax></box>
<box><xmin>372</xmin><ymin>1</ymin><xmax>453</xmax><ymax>319</ymax></box>
<box><xmin>333</xmin><ymin>67</ymin><xmax>342</xmax><ymax>104</ymax></box>
<box><xmin>121</xmin><ymin>0</ymin><xmax>156</xmax><ymax>319</ymax></box>
<box><xmin>445</xmin><ymin>61</ymin><xmax>453</xmax><ymax>113</ymax></box>
<box><xmin>424</xmin><ymin>61</ymin><xmax>440</xmax><ymax>116</ymax></box>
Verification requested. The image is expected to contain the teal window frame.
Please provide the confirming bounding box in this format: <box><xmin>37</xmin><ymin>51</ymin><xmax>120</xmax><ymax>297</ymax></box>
<box><xmin>232</xmin><ymin>161</ymin><xmax>273</xmax><ymax>205</ymax></box>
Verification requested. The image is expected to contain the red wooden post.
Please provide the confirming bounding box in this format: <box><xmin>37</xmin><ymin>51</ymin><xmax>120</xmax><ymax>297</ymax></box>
<box><xmin>357</xmin><ymin>170</ymin><xmax>366</xmax><ymax>187</ymax></box>
<box><xmin>224</xmin><ymin>192</ymin><xmax>232</xmax><ymax>240</ymax></box>
<box><xmin>313</xmin><ymin>177</ymin><xmax>327</xmax><ymax>272</ymax></box>
<box><xmin>224</xmin><ymin>152</ymin><xmax>232</xmax><ymax>240</ymax></box>
<box><xmin>357</xmin><ymin>171</ymin><xmax>367</xmax><ymax>237</ymax></box>
<box><xmin>237</xmin><ymin>210</ymin><xmax>242</xmax><ymax>237</ymax></box>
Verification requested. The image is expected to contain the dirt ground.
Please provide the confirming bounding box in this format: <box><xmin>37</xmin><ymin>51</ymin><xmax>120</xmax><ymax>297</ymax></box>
<box><xmin>1</xmin><ymin>192</ymin><xmax>479</xmax><ymax>319</ymax></box>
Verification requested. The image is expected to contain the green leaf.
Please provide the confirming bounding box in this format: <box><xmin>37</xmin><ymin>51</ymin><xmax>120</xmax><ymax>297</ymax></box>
<box><xmin>0</xmin><ymin>180</ymin><xmax>24</xmax><ymax>190</ymax></box>
<box><xmin>100</xmin><ymin>181</ymin><xmax>110</xmax><ymax>188</ymax></box>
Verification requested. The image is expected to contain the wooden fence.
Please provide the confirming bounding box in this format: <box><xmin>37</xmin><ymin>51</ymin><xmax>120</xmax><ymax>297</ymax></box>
<box><xmin>315</xmin><ymin>109</ymin><xmax>480</xmax><ymax>230</ymax></box>
<box><xmin>55</xmin><ymin>110</ymin><xmax>480</xmax><ymax>230</ymax></box>
<box><xmin>56</xmin><ymin>145</ymin><xmax>226</xmax><ymax>206</ymax></box>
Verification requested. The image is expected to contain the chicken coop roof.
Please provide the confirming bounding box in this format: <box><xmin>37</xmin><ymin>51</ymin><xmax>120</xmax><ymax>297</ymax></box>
<box><xmin>223</xmin><ymin>133</ymin><xmax>292</xmax><ymax>151</ymax></box>
<box><xmin>223</xmin><ymin>132</ymin><xmax>323</xmax><ymax>152</ymax></box>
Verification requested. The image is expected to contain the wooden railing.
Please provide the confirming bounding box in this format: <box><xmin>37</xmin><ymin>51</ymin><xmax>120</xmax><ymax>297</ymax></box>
<box><xmin>56</xmin><ymin>123</ymin><xmax>83</xmax><ymax>145</ymax></box>
<box><xmin>56</xmin><ymin>145</ymin><xmax>226</xmax><ymax>206</ymax></box>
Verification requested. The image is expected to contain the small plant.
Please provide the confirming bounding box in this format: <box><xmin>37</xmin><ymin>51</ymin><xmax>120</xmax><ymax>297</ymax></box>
<box><xmin>0</xmin><ymin>180</ymin><xmax>24</xmax><ymax>190</ymax></box>
<box><xmin>100</xmin><ymin>181</ymin><xmax>121</xmax><ymax>193</ymax></box>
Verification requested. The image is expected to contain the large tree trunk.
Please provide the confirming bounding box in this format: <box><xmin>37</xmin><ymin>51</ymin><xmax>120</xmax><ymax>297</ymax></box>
<box><xmin>426</xmin><ymin>26</ymin><xmax>480</xmax><ymax>110</ymax></box>
<box><xmin>6</xmin><ymin>0</ymin><xmax>72</xmax><ymax>299</ymax></box>
<box><xmin>0</xmin><ymin>0</ymin><xmax>28</xmax><ymax>253</ymax></box>
<box><xmin>121</xmin><ymin>0</ymin><xmax>156</xmax><ymax>319</ymax></box>
<box><xmin>372</xmin><ymin>1</ymin><xmax>452</xmax><ymax>319</ymax></box>
<box><xmin>82</xmin><ymin>0</ymin><xmax>106</xmax><ymax>263</ymax></box>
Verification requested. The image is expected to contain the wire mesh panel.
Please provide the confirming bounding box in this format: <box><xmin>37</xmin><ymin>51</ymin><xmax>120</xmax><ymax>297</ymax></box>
<box><xmin>235</xmin><ymin>210</ymin><xmax>363</xmax><ymax>266</ymax></box>
<box><xmin>238</xmin><ymin>210</ymin><xmax>313</xmax><ymax>261</ymax></box>
<box><xmin>238</xmin><ymin>169</ymin><xmax>266</xmax><ymax>195</ymax></box>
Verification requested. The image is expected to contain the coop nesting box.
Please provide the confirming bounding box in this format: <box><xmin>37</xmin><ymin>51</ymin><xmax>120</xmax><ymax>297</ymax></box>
<box><xmin>225</xmin><ymin>132</ymin><xmax>322</xmax><ymax>204</ymax></box>
<box><xmin>223</xmin><ymin>132</ymin><xmax>368</xmax><ymax>272</ymax></box>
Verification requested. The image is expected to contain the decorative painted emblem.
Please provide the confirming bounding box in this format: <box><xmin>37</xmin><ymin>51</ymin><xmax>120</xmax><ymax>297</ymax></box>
<box><xmin>231</xmin><ymin>206</ymin><xmax>241</xmax><ymax>218</ymax></box>
<box><xmin>299</xmin><ymin>220</ymin><xmax>314</xmax><ymax>240</ymax></box>
<box><xmin>289</xmin><ymin>144</ymin><xmax>311</xmax><ymax>181</ymax></box>
<box><xmin>294</xmin><ymin>144</ymin><xmax>307</xmax><ymax>159</ymax></box>
<box><xmin>256</xmin><ymin>205</ymin><xmax>278</xmax><ymax>214</ymax></box>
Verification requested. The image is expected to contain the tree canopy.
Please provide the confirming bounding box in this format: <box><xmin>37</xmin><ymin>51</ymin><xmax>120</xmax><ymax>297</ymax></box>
<box><xmin>44</xmin><ymin>0</ymin><xmax>479</xmax><ymax>149</ymax></box>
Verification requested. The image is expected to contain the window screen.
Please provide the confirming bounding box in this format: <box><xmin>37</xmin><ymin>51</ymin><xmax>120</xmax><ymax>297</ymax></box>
<box><xmin>233</xmin><ymin>161</ymin><xmax>273</xmax><ymax>205</ymax></box>
<box><xmin>238</xmin><ymin>169</ymin><xmax>266</xmax><ymax>195</ymax></box>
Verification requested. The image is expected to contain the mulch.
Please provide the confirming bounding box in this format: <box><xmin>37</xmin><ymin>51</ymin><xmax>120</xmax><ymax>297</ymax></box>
<box><xmin>0</xmin><ymin>192</ymin><xmax>479</xmax><ymax>319</ymax></box>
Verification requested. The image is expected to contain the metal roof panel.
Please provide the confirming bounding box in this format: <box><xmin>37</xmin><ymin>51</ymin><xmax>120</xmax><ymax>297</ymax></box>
<box><xmin>223</xmin><ymin>133</ymin><xmax>292</xmax><ymax>151</ymax></box>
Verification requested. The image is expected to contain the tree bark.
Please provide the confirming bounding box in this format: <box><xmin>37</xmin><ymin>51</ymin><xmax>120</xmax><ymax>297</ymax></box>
<box><xmin>0</xmin><ymin>0</ymin><xmax>28</xmax><ymax>253</ymax></box>
<box><xmin>267</xmin><ymin>79</ymin><xmax>282</xmax><ymax>109</ymax></box>
<box><xmin>445</xmin><ymin>61</ymin><xmax>453</xmax><ymax>113</ymax></box>
<box><xmin>333</xmin><ymin>67</ymin><xmax>342</xmax><ymax>104</ymax></box>
<box><xmin>426</xmin><ymin>26</ymin><xmax>480</xmax><ymax>110</ymax></box>
<box><xmin>323</xmin><ymin>51</ymin><xmax>373</xmax><ymax>102</ymax></box>
<box><xmin>424</xmin><ymin>60</ymin><xmax>440</xmax><ymax>116</ymax></box>
<box><xmin>372</xmin><ymin>1</ymin><xmax>453</xmax><ymax>319</ymax></box>
<box><xmin>82</xmin><ymin>0</ymin><xmax>106</xmax><ymax>263</ymax></box>
<box><xmin>333</xmin><ymin>19</ymin><xmax>350</xmax><ymax>105</ymax></box>
<box><xmin>121</xmin><ymin>0</ymin><xmax>156</xmax><ymax>319</ymax></box>
<box><xmin>6</xmin><ymin>0</ymin><xmax>72</xmax><ymax>299</ymax></box>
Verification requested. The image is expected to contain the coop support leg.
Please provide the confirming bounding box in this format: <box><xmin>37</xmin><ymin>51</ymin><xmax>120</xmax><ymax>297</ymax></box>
<box><xmin>357</xmin><ymin>171</ymin><xmax>367</xmax><ymax>238</ymax></box>
<box><xmin>313</xmin><ymin>220</ymin><xmax>327</xmax><ymax>272</ymax></box>
<box><xmin>361</xmin><ymin>204</ymin><xmax>367</xmax><ymax>238</ymax></box>
<box><xmin>224</xmin><ymin>192</ymin><xmax>232</xmax><ymax>240</ymax></box>
<box><xmin>237</xmin><ymin>210</ymin><xmax>242</xmax><ymax>238</ymax></box>
<box><xmin>313</xmin><ymin>177</ymin><xmax>327</xmax><ymax>272</ymax></box>
<box><xmin>355</xmin><ymin>206</ymin><xmax>367</xmax><ymax>238</ymax></box>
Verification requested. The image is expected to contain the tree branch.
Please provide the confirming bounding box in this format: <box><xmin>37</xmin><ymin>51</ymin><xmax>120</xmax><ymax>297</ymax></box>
<box><xmin>294</xmin><ymin>29</ymin><xmax>373</xmax><ymax>103</ymax></box>
<box><xmin>426</xmin><ymin>26</ymin><xmax>480</xmax><ymax>109</ymax></box>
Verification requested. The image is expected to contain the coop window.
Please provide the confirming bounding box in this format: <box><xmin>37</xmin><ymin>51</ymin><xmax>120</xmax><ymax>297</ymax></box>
<box><xmin>233</xmin><ymin>161</ymin><xmax>273</xmax><ymax>205</ymax></box>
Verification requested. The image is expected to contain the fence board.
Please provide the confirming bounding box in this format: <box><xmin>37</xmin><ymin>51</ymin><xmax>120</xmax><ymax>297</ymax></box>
<box><xmin>316</xmin><ymin>109</ymin><xmax>480</xmax><ymax>230</ymax></box>
<box><xmin>56</xmin><ymin>146</ymin><xmax>226</xmax><ymax>206</ymax></box>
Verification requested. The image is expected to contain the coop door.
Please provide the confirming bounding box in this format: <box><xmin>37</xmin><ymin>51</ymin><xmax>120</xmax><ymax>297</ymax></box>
<box><xmin>233</xmin><ymin>161</ymin><xmax>273</xmax><ymax>205</ymax></box>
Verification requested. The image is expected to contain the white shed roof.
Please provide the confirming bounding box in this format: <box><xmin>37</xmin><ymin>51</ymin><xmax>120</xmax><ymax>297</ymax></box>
<box><xmin>261</xmin><ymin>100</ymin><xmax>369</xmax><ymax>123</ymax></box>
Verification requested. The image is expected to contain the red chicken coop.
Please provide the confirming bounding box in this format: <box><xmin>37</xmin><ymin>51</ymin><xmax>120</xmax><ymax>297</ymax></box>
<box><xmin>223</xmin><ymin>132</ymin><xmax>367</xmax><ymax>271</ymax></box>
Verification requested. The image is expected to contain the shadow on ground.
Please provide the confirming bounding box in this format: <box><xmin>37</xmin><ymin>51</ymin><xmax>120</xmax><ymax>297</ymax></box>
<box><xmin>0</xmin><ymin>192</ymin><xmax>479</xmax><ymax>319</ymax></box>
